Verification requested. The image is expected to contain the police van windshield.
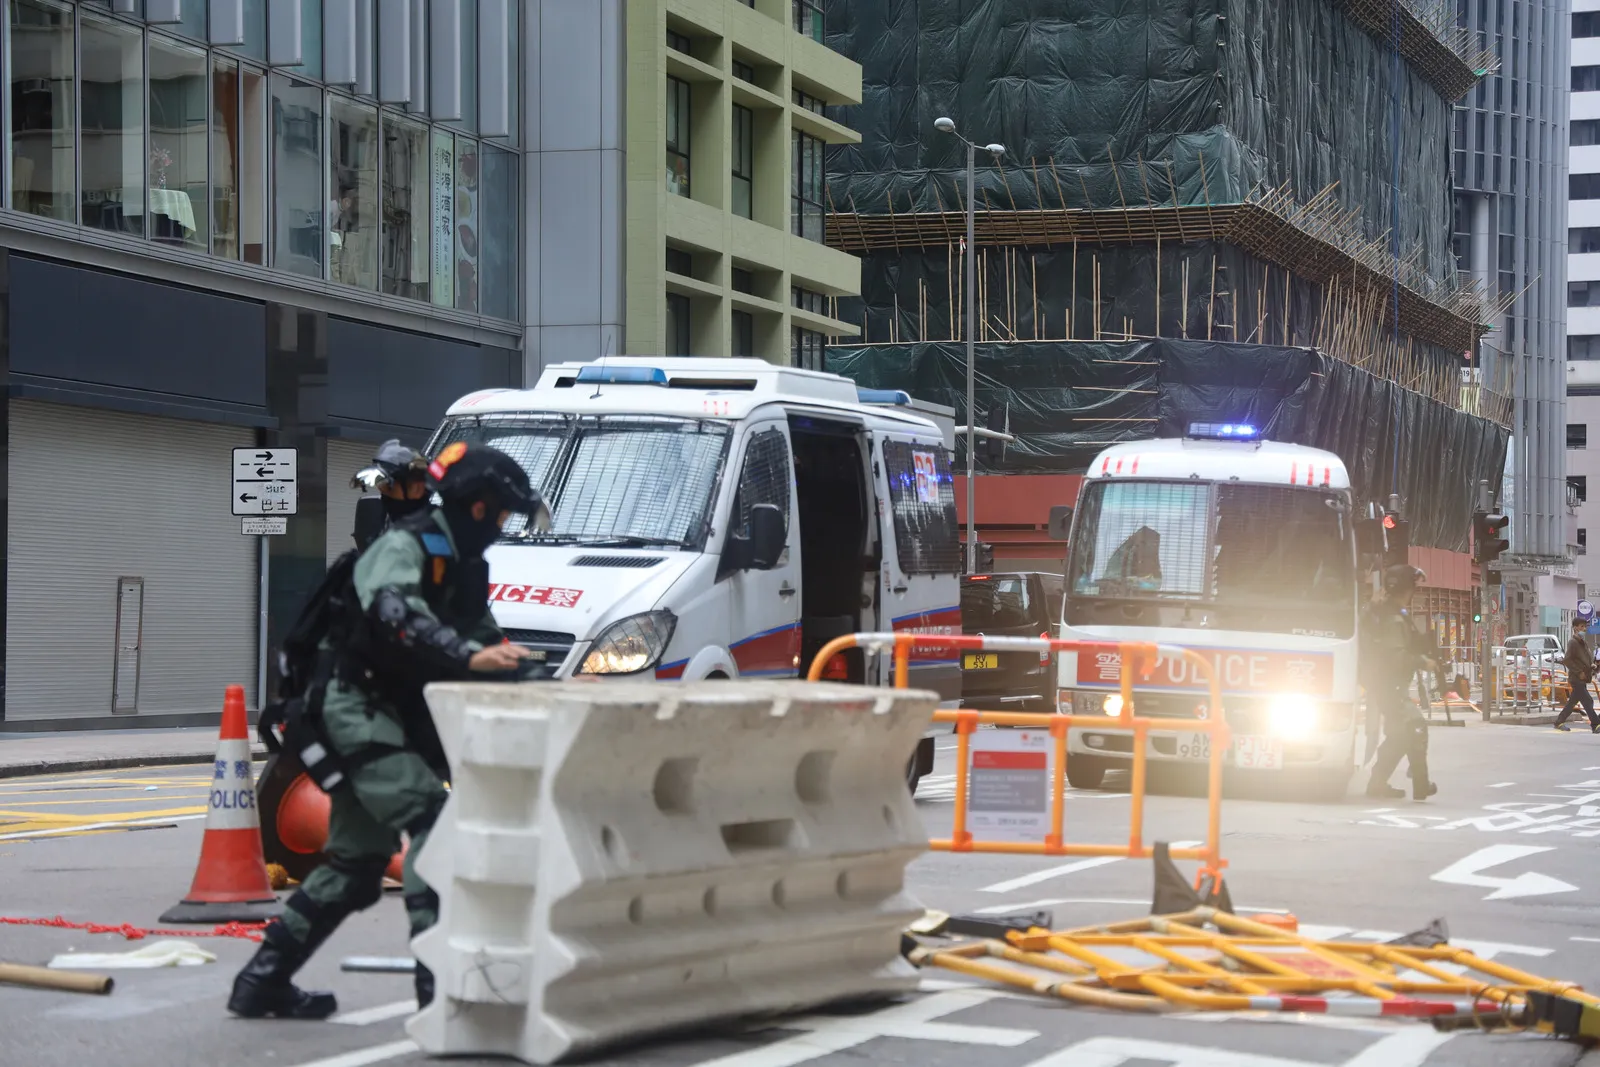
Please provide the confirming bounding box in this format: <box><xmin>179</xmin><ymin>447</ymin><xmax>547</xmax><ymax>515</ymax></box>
<box><xmin>432</xmin><ymin>414</ymin><xmax>732</xmax><ymax>549</ymax></box>
<box><xmin>1066</xmin><ymin>480</ymin><xmax>1356</xmax><ymax>635</ymax></box>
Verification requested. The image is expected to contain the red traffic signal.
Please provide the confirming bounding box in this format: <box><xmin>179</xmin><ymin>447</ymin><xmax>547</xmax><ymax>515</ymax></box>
<box><xmin>1473</xmin><ymin>511</ymin><xmax>1509</xmax><ymax>565</ymax></box>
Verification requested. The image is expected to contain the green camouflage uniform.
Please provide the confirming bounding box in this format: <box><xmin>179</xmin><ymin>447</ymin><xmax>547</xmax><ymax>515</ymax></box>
<box><xmin>277</xmin><ymin>511</ymin><xmax>503</xmax><ymax>951</ymax></box>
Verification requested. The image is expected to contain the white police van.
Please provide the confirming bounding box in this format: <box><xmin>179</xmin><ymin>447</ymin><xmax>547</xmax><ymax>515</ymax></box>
<box><xmin>1055</xmin><ymin>424</ymin><xmax>1362</xmax><ymax>798</ymax></box>
<box><xmin>429</xmin><ymin>358</ymin><xmax>962</xmax><ymax>790</ymax></box>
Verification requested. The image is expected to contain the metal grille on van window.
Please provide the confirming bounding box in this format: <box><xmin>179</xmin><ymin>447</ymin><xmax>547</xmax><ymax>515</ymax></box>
<box><xmin>880</xmin><ymin>441</ymin><xmax>960</xmax><ymax>575</ymax></box>
<box><xmin>732</xmin><ymin>428</ymin><xmax>791</xmax><ymax>538</ymax></box>
<box><xmin>568</xmin><ymin>555</ymin><xmax>665</xmax><ymax>568</ymax></box>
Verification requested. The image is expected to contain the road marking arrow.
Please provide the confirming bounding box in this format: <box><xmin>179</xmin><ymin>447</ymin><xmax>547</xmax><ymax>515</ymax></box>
<box><xmin>1430</xmin><ymin>844</ymin><xmax>1578</xmax><ymax>901</ymax></box>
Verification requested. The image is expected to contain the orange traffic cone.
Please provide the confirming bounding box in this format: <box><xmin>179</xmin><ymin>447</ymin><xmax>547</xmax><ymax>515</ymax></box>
<box><xmin>159</xmin><ymin>686</ymin><xmax>281</xmax><ymax>923</ymax></box>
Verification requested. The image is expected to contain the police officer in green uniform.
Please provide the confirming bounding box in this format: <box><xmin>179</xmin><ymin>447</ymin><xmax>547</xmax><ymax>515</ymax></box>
<box><xmin>349</xmin><ymin>440</ymin><xmax>431</xmax><ymax>551</ymax></box>
<box><xmin>229</xmin><ymin>441</ymin><xmax>548</xmax><ymax>1020</ymax></box>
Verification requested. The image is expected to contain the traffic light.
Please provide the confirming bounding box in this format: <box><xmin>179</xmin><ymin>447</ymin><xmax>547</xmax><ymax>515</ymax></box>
<box><xmin>1383</xmin><ymin>515</ymin><xmax>1410</xmax><ymax>568</ymax></box>
<box><xmin>977</xmin><ymin>403</ymin><xmax>1009</xmax><ymax>465</ymax></box>
<box><xmin>976</xmin><ymin>542</ymin><xmax>995</xmax><ymax>574</ymax></box>
<box><xmin>1473</xmin><ymin>611</ymin><xmax>1483</xmax><ymax>624</ymax></box>
<box><xmin>1473</xmin><ymin>510</ymin><xmax>1510</xmax><ymax>565</ymax></box>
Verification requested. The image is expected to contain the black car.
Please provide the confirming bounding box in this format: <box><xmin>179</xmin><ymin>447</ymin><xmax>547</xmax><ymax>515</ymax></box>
<box><xmin>959</xmin><ymin>572</ymin><xmax>1065</xmax><ymax>710</ymax></box>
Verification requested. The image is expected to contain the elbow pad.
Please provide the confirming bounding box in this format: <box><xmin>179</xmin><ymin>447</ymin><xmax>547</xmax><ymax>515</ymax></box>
<box><xmin>369</xmin><ymin>587</ymin><xmax>474</xmax><ymax>677</ymax></box>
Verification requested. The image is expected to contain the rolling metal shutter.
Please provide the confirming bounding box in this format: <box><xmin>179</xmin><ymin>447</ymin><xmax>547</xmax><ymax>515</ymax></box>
<box><xmin>8</xmin><ymin>401</ymin><xmax>259</xmax><ymax>721</ymax></box>
<box><xmin>326</xmin><ymin>439</ymin><xmax>374</xmax><ymax>566</ymax></box>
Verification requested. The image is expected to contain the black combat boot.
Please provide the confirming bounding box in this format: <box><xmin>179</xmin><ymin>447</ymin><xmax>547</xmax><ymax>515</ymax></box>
<box><xmin>227</xmin><ymin>926</ymin><xmax>339</xmax><ymax>1019</ymax></box>
<box><xmin>414</xmin><ymin>961</ymin><xmax>436</xmax><ymax>1009</ymax></box>
<box><xmin>1413</xmin><ymin>779</ymin><xmax>1438</xmax><ymax>801</ymax></box>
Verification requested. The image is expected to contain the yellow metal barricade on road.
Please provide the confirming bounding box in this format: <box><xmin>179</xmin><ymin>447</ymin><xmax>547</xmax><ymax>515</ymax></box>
<box><xmin>906</xmin><ymin>906</ymin><xmax>1600</xmax><ymax>1025</ymax></box>
<box><xmin>807</xmin><ymin>633</ymin><xmax>1229</xmax><ymax>886</ymax></box>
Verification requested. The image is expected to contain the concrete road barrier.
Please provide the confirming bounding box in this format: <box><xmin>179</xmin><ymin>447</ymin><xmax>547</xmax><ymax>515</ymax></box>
<box><xmin>408</xmin><ymin>679</ymin><xmax>936</xmax><ymax>1064</ymax></box>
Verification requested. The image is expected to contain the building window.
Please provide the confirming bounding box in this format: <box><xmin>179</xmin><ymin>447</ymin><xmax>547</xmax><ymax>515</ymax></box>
<box><xmin>1572</xmin><ymin>476</ymin><xmax>1589</xmax><ymax>504</ymax></box>
<box><xmin>454</xmin><ymin>138</ymin><xmax>481</xmax><ymax>312</ymax></box>
<box><xmin>667</xmin><ymin>29</ymin><xmax>693</xmax><ymax>55</ymax></box>
<box><xmin>1577</xmin><ymin>67</ymin><xmax>1600</xmax><ymax>93</ymax></box>
<box><xmin>1570</xmin><ymin>337</ymin><xmax>1600</xmax><ymax>361</ymax></box>
<box><xmin>732</xmin><ymin>267</ymin><xmax>754</xmax><ymax>294</ymax></box>
<box><xmin>270</xmin><ymin>74</ymin><xmax>324</xmax><ymax>278</ymax></box>
<box><xmin>665</xmin><ymin>246</ymin><xmax>693</xmax><ymax>277</ymax></box>
<box><xmin>1572</xmin><ymin>424</ymin><xmax>1589</xmax><ymax>449</ymax></box>
<box><xmin>733</xmin><ymin>60</ymin><xmax>756</xmax><ymax>83</ymax></box>
<box><xmin>1576</xmin><ymin>120</ymin><xmax>1600</xmax><ymax>146</ymax></box>
<box><xmin>793</xmin><ymin>0</ymin><xmax>825</xmax><ymax>42</ymax></box>
<box><xmin>1581</xmin><ymin>530</ymin><xmax>1589</xmax><ymax>556</ymax></box>
<box><xmin>792</xmin><ymin>326</ymin><xmax>824</xmax><ymax>370</ymax></box>
<box><xmin>148</xmin><ymin>36</ymin><xmax>208</xmax><ymax>250</ymax></box>
<box><xmin>792</xmin><ymin>286</ymin><xmax>824</xmax><ymax>315</ymax></box>
<box><xmin>791</xmin><ymin>130</ymin><xmax>824</xmax><ymax>241</ymax></box>
<box><xmin>481</xmin><ymin>145</ymin><xmax>518</xmax><ymax>320</ymax></box>
<box><xmin>1576</xmin><ymin>175</ymin><xmax>1600</xmax><ymax>201</ymax></box>
<box><xmin>732</xmin><ymin>104</ymin><xmax>754</xmax><ymax>219</ymax></box>
<box><xmin>732</xmin><ymin>310</ymin><xmax>754</xmax><ymax>357</ymax></box>
<box><xmin>1580</xmin><ymin>12</ymin><xmax>1600</xmax><ymax>38</ymax></box>
<box><xmin>793</xmin><ymin>89</ymin><xmax>825</xmax><ymax>114</ymax></box>
<box><xmin>381</xmin><ymin>114</ymin><xmax>430</xmax><ymax>301</ymax></box>
<box><xmin>1573</xmin><ymin>282</ymin><xmax>1600</xmax><ymax>306</ymax></box>
<box><xmin>78</xmin><ymin>14</ymin><xmax>142</xmax><ymax>234</ymax></box>
<box><xmin>1573</xmin><ymin>228</ymin><xmax>1600</xmax><ymax>255</ymax></box>
<box><xmin>211</xmin><ymin>56</ymin><xmax>266</xmax><ymax>263</ymax></box>
<box><xmin>329</xmin><ymin>96</ymin><xmax>380</xmax><ymax>290</ymax></box>
<box><xmin>666</xmin><ymin>292</ymin><xmax>691</xmax><ymax>356</ymax></box>
<box><xmin>666</xmin><ymin>76</ymin><xmax>691</xmax><ymax>198</ymax></box>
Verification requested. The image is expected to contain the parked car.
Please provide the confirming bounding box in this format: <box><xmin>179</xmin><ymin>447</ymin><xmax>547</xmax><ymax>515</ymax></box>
<box><xmin>959</xmin><ymin>571</ymin><xmax>1064</xmax><ymax>711</ymax></box>
<box><xmin>1496</xmin><ymin>634</ymin><xmax>1569</xmax><ymax>704</ymax></box>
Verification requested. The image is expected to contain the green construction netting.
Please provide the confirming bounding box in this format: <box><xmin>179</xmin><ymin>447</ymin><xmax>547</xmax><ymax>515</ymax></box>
<box><xmin>826</xmin><ymin>339</ymin><xmax>1507</xmax><ymax>554</ymax></box>
<box><xmin>826</xmin><ymin>0</ymin><xmax>1457</xmax><ymax>284</ymax></box>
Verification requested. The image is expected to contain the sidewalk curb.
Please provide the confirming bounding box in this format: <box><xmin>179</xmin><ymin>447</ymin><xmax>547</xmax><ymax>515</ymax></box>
<box><xmin>0</xmin><ymin>749</ymin><xmax>266</xmax><ymax>781</ymax></box>
<box><xmin>1490</xmin><ymin>714</ymin><xmax>1560</xmax><ymax>726</ymax></box>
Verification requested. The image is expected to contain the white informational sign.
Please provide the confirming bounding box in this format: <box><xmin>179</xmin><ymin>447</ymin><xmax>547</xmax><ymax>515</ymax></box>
<box><xmin>242</xmin><ymin>517</ymin><xmax>287</xmax><ymax>536</ymax></box>
<box><xmin>966</xmin><ymin>729</ymin><xmax>1053</xmax><ymax>842</ymax></box>
<box><xmin>912</xmin><ymin>450</ymin><xmax>940</xmax><ymax>504</ymax></box>
<box><xmin>1579</xmin><ymin>600</ymin><xmax>1594</xmax><ymax>620</ymax></box>
<box><xmin>232</xmin><ymin>448</ymin><xmax>298</xmax><ymax>516</ymax></box>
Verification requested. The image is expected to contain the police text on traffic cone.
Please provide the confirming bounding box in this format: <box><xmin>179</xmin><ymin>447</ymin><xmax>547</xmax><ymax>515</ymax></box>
<box><xmin>159</xmin><ymin>685</ymin><xmax>281</xmax><ymax>923</ymax></box>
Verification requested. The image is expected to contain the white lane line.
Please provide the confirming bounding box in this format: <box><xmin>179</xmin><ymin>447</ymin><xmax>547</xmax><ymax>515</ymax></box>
<box><xmin>1339</xmin><ymin>1027</ymin><xmax>1456</xmax><ymax>1067</ymax></box>
<box><xmin>979</xmin><ymin>856</ymin><xmax>1121</xmax><ymax>893</ymax></box>
<box><xmin>972</xmin><ymin>896</ymin><xmax>1290</xmax><ymax>916</ymax></box>
<box><xmin>288</xmin><ymin>1039</ymin><xmax>418</xmax><ymax>1067</ymax></box>
<box><xmin>1486</xmin><ymin>781</ymin><xmax>1516</xmax><ymax>788</ymax></box>
<box><xmin>1571</xmin><ymin>936</ymin><xmax>1600</xmax><ymax>943</ymax></box>
<box><xmin>0</xmin><ymin>813</ymin><xmax>207</xmax><ymax>841</ymax></box>
<box><xmin>693</xmin><ymin>989</ymin><xmax>1034</xmax><ymax>1067</ymax></box>
<box><xmin>331</xmin><ymin>1000</ymin><xmax>418</xmax><ymax>1026</ymax></box>
<box><xmin>1018</xmin><ymin>1037</ymin><xmax>1314</xmax><ymax>1067</ymax></box>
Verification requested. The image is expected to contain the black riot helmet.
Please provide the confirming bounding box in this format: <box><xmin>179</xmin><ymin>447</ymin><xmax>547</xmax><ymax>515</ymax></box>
<box><xmin>1382</xmin><ymin>564</ymin><xmax>1426</xmax><ymax>596</ymax></box>
<box><xmin>351</xmin><ymin>439</ymin><xmax>431</xmax><ymax>521</ymax></box>
<box><xmin>428</xmin><ymin>442</ymin><xmax>552</xmax><ymax>554</ymax></box>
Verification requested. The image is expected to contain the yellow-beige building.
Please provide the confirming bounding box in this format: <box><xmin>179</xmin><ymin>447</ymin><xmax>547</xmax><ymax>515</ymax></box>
<box><xmin>623</xmin><ymin>0</ymin><xmax>862</xmax><ymax>365</ymax></box>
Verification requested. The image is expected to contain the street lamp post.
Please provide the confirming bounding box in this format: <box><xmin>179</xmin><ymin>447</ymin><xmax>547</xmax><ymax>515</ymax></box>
<box><xmin>934</xmin><ymin>117</ymin><xmax>1004</xmax><ymax>573</ymax></box>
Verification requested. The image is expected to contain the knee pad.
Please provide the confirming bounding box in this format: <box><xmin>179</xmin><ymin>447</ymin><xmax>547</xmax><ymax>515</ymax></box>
<box><xmin>326</xmin><ymin>854</ymin><xmax>391</xmax><ymax>911</ymax></box>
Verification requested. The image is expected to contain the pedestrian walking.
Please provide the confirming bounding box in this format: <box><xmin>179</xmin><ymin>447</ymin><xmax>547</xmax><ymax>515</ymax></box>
<box><xmin>228</xmin><ymin>442</ymin><xmax>548</xmax><ymax>1020</ymax></box>
<box><xmin>1554</xmin><ymin>618</ymin><xmax>1599</xmax><ymax>732</ymax></box>
<box><xmin>1363</xmin><ymin>565</ymin><xmax>1439</xmax><ymax>801</ymax></box>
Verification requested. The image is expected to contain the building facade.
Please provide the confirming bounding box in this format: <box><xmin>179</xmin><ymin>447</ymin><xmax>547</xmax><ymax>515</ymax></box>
<box><xmin>1569</xmin><ymin>1</ymin><xmax>1600</xmax><ymax>605</ymax></box>
<box><xmin>0</xmin><ymin>0</ymin><xmax>863</xmax><ymax>729</ymax></box>
<box><xmin>1456</xmin><ymin>0</ymin><xmax>1570</xmax><ymax>577</ymax></box>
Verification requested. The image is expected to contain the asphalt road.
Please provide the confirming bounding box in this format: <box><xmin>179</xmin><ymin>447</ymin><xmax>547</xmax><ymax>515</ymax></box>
<box><xmin>5</xmin><ymin>721</ymin><xmax>1600</xmax><ymax>1067</ymax></box>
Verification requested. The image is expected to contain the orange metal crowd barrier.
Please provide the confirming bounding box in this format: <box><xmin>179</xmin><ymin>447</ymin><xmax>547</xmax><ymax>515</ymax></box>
<box><xmin>807</xmin><ymin>632</ymin><xmax>1229</xmax><ymax>884</ymax></box>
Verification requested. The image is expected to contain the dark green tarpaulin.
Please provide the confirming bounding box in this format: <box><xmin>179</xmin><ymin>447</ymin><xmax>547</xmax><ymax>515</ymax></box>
<box><xmin>826</xmin><ymin>0</ymin><xmax>1455</xmax><ymax>283</ymax></box>
<box><xmin>826</xmin><ymin>339</ymin><xmax>1506</xmax><ymax>554</ymax></box>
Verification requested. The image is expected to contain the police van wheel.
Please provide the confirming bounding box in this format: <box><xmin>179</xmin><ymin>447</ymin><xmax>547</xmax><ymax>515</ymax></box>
<box><xmin>1066</xmin><ymin>755</ymin><xmax>1107</xmax><ymax>790</ymax></box>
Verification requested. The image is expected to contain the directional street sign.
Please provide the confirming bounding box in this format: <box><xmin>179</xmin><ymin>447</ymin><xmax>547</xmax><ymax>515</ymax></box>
<box><xmin>232</xmin><ymin>447</ymin><xmax>298</xmax><ymax>516</ymax></box>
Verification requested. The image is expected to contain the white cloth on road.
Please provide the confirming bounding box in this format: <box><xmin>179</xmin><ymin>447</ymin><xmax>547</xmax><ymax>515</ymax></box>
<box><xmin>48</xmin><ymin>940</ymin><xmax>216</xmax><ymax>969</ymax></box>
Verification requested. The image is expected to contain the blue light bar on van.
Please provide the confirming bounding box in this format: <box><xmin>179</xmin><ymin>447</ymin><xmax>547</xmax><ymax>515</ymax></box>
<box><xmin>1188</xmin><ymin>421</ymin><xmax>1259</xmax><ymax>440</ymax></box>
<box><xmin>857</xmin><ymin>388</ymin><xmax>911</xmax><ymax>406</ymax></box>
<box><xmin>575</xmin><ymin>364</ymin><xmax>668</xmax><ymax>386</ymax></box>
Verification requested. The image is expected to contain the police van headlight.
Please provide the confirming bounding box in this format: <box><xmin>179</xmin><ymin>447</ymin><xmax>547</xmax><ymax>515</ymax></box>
<box><xmin>1267</xmin><ymin>694</ymin><xmax>1319</xmax><ymax>739</ymax></box>
<box><xmin>578</xmin><ymin>611</ymin><xmax>677</xmax><ymax>675</ymax></box>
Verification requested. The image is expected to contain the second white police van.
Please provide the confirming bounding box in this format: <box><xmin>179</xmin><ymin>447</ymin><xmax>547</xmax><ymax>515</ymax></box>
<box><xmin>428</xmin><ymin>358</ymin><xmax>963</xmax><ymax>790</ymax></box>
<box><xmin>1055</xmin><ymin>424</ymin><xmax>1362</xmax><ymax>798</ymax></box>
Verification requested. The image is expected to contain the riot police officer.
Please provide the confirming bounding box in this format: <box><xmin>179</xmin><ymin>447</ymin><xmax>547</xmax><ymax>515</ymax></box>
<box><xmin>1363</xmin><ymin>564</ymin><xmax>1439</xmax><ymax>801</ymax></box>
<box><xmin>349</xmin><ymin>439</ymin><xmax>431</xmax><ymax>551</ymax></box>
<box><xmin>228</xmin><ymin>442</ymin><xmax>548</xmax><ymax>1020</ymax></box>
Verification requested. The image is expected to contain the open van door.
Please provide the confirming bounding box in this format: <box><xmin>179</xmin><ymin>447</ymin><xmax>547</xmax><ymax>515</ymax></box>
<box><xmin>872</xmin><ymin>432</ymin><xmax>962</xmax><ymax>702</ymax></box>
<box><xmin>718</xmin><ymin>421</ymin><xmax>802</xmax><ymax>677</ymax></box>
